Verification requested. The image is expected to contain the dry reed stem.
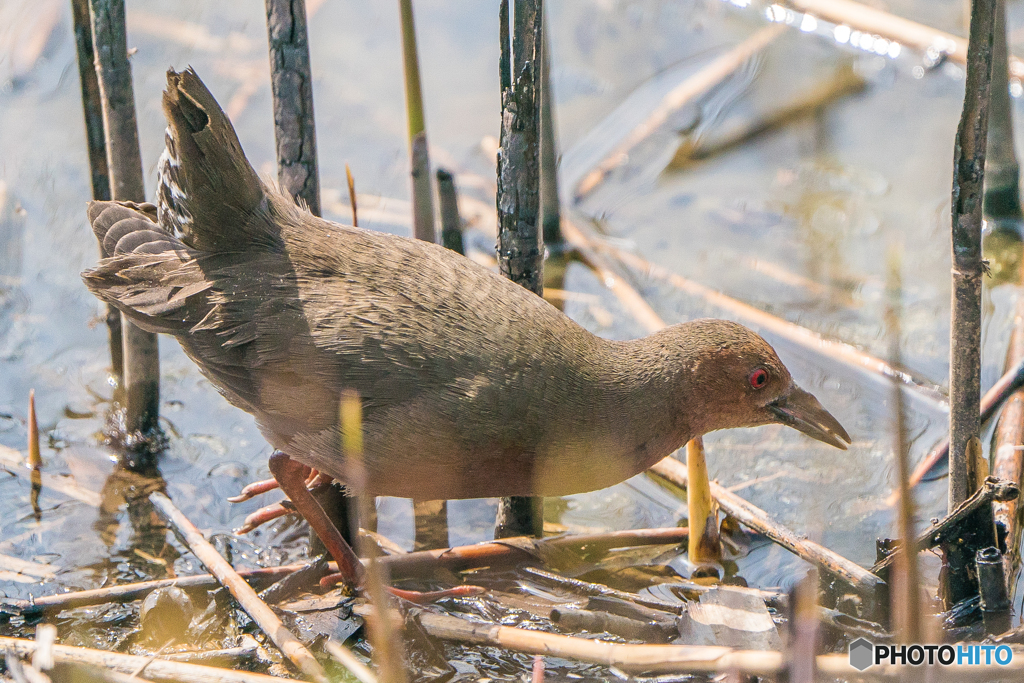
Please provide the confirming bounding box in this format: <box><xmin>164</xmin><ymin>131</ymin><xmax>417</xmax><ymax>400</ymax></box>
<box><xmin>649</xmin><ymin>456</ymin><xmax>882</xmax><ymax>594</ymax></box>
<box><xmin>0</xmin><ymin>445</ymin><xmax>101</xmax><ymax>507</ymax></box>
<box><xmin>340</xmin><ymin>390</ymin><xmax>408</xmax><ymax>683</ymax></box>
<box><xmin>265</xmin><ymin>0</ymin><xmax>320</xmax><ymax>216</ymax></box>
<box><xmin>574</xmin><ymin>24</ymin><xmax>783</xmax><ymax>201</ymax></box>
<box><xmin>89</xmin><ymin>0</ymin><xmax>160</xmax><ymax>436</ymax></box>
<box><xmin>886</xmin><ymin>247</ymin><xmax>921</xmax><ymax>643</ymax></box>
<box><xmin>399</xmin><ymin>0</ymin><xmax>436</xmax><ymax>242</ymax></box>
<box><xmin>323</xmin><ymin>641</ymin><xmax>378</xmax><ymax>683</ymax></box>
<box><xmin>27</xmin><ymin>390</ymin><xmax>40</xmax><ymax>518</ymax></box>
<box><xmin>685</xmin><ymin>437</ymin><xmax>721</xmax><ymax>563</ymax></box>
<box><xmin>148</xmin><ymin>492</ymin><xmax>328</xmax><ymax>683</ymax></box>
<box><xmin>0</xmin><ymin>638</ymin><xmax>304</xmax><ymax>683</ymax></box>
<box><xmin>346</xmin><ymin>164</ymin><xmax>358</xmax><ymax>228</ymax></box>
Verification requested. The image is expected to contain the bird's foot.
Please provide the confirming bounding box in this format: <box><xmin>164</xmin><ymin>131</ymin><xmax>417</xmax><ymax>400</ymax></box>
<box><xmin>269</xmin><ymin>451</ymin><xmax>364</xmax><ymax>587</ymax></box>
<box><xmin>228</xmin><ymin>455</ymin><xmax>329</xmax><ymax>503</ymax></box>
<box><xmin>236</xmin><ymin>500</ymin><xmax>295</xmax><ymax>534</ymax></box>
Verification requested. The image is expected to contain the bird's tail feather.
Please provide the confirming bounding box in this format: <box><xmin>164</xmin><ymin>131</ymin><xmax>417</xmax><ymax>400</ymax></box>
<box><xmin>157</xmin><ymin>68</ymin><xmax>274</xmax><ymax>253</ymax></box>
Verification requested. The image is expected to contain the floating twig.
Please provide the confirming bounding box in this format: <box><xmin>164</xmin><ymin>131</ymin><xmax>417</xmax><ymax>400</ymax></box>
<box><xmin>574</xmin><ymin>25</ymin><xmax>783</xmax><ymax>201</ymax></box>
<box><xmin>265</xmin><ymin>0</ymin><xmax>320</xmax><ymax>215</ymax></box>
<box><xmin>89</xmin><ymin>0</ymin><xmax>160</xmax><ymax>439</ymax></box>
<box><xmin>398</xmin><ymin>0</ymin><xmax>436</xmax><ymax>242</ymax></box>
<box><xmin>148</xmin><ymin>492</ymin><xmax>327</xmax><ymax>683</ymax></box>
<box><xmin>0</xmin><ymin>638</ymin><xmax>301</xmax><ymax>683</ymax></box>
<box><xmin>648</xmin><ymin>457</ymin><xmax>882</xmax><ymax>596</ymax></box>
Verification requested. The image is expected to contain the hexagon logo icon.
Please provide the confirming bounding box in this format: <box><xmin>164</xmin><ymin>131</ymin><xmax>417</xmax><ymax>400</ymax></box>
<box><xmin>849</xmin><ymin>638</ymin><xmax>874</xmax><ymax>671</ymax></box>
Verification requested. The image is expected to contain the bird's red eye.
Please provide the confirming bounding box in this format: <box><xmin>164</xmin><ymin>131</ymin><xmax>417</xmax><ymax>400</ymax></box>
<box><xmin>749</xmin><ymin>368</ymin><xmax>769</xmax><ymax>389</ymax></box>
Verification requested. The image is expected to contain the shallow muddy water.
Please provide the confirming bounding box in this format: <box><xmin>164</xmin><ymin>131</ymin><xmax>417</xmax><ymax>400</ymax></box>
<box><xmin>1</xmin><ymin>0</ymin><xmax>1023</xmax><ymax>676</ymax></box>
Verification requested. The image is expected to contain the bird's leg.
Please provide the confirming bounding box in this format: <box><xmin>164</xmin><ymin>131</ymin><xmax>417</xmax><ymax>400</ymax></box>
<box><xmin>268</xmin><ymin>451</ymin><xmax>365</xmax><ymax>586</ymax></box>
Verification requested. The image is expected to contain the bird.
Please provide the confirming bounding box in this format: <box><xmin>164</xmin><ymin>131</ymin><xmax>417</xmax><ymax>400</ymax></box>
<box><xmin>82</xmin><ymin>68</ymin><xmax>850</xmax><ymax>585</ymax></box>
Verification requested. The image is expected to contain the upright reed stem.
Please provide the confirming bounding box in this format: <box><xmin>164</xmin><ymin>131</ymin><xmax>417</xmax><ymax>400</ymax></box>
<box><xmin>398</xmin><ymin>0</ymin><xmax>436</xmax><ymax>243</ymax></box>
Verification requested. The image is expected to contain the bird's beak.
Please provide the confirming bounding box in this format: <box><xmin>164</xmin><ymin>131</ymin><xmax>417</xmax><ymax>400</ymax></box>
<box><xmin>768</xmin><ymin>385</ymin><xmax>851</xmax><ymax>450</ymax></box>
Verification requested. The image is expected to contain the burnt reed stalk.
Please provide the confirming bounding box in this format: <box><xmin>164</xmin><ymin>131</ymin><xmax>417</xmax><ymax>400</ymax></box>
<box><xmin>436</xmin><ymin>169</ymin><xmax>465</xmax><ymax>255</ymax></box>
<box><xmin>71</xmin><ymin>0</ymin><xmax>122</xmax><ymax>386</ymax></box>
<box><xmin>494</xmin><ymin>0</ymin><xmax>544</xmax><ymax>539</ymax></box>
<box><xmin>88</xmin><ymin>0</ymin><xmax>161</xmax><ymax>443</ymax></box>
<box><xmin>265</xmin><ymin>0</ymin><xmax>320</xmax><ymax>216</ymax></box>
<box><xmin>947</xmin><ymin>0</ymin><xmax>997</xmax><ymax>606</ymax></box>
<box><xmin>539</xmin><ymin>16</ymin><xmax>561</xmax><ymax>247</ymax></box>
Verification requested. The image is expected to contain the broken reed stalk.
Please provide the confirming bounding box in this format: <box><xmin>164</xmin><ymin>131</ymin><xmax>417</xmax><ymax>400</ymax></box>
<box><xmin>983</xmin><ymin>0</ymin><xmax>1021</xmax><ymax>221</ymax></box>
<box><xmin>495</xmin><ymin>0</ymin><xmax>545</xmax><ymax>540</ymax></box>
<box><xmin>398</xmin><ymin>0</ymin><xmax>436</xmax><ymax>242</ymax></box>
<box><xmin>686</xmin><ymin>437</ymin><xmax>721</xmax><ymax>563</ymax></box>
<box><xmin>886</xmin><ymin>248</ymin><xmax>921</xmax><ymax>643</ymax></box>
<box><xmin>784</xmin><ymin>0</ymin><xmax>1023</xmax><ymax>72</ymax></box>
<box><xmin>0</xmin><ymin>638</ymin><xmax>305</xmax><ymax>683</ymax></box>
<box><xmin>147</xmin><ymin>492</ymin><xmax>328</xmax><ymax>683</ymax></box>
<box><xmin>340</xmin><ymin>390</ymin><xmax>408</xmax><ymax>683</ymax></box>
<box><xmin>992</xmin><ymin>315</ymin><xmax>1024</xmax><ymax>575</ymax></box>
<box><xmin>1</xmin><ymin>527</ymin><xmax>691</xmax><ymax>617</ymax></box>
<box><xmin>538</xmin><ymin>15</ymin><xmax>561</xmax><ymax>246</ymax></box>
<box><xmin>70</xmin><ymin>0</ymin><xmax>122</xmax><ymax>385</ymax></box>
<box><xmin>436</xmin><ymin>169</ymin><xmax>465</xmax><ymax>255</ymax></box>
<box><xmin>27</xmin><ymin>390</ymin><xmax>41</xmax><ymax>519</ymax></box>
<box><xmin>574</xmin><ymin>24</ymin><xmax>783</xmax><ymax>201</ymax></box>
<box><xmin>346</xmin><ymin>164</ymin><xmax>358</xmax><ymax>227</ymax></box>
<box><xmin>88</xmin><ymin>0</ymin><xmax>160</xmax><ymax>439</ymax></box>
<box><xmin>648</xmin><ymin>456</ymin><xmax>882</xmax><ymax>596</ymax></box>
<box><xmin>946</xmin><ymin>0</ymin><xmax>997</xmax><ymax>606</ymax></box>
<box><xmin>265</xmin><ymin>0</ymin><xmax>320</xmax><ymax>216</ymax></box>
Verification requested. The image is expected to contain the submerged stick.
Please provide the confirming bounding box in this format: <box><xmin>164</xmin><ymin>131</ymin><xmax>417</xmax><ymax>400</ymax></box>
<box><xmin>88</xmin><ymin>0</ymin><xmax>160</xmax><ymax>440</ymax></box>
<box><xmin>265</xmin><ymin>0</ymin><xmax>320</xmax><ymax>216</ymax></box>
<box><xmin>70</xmin><ymin>0</ymin><xmax>122</xmax><ymax>384</ymax></box>
<box><xmin>148</xmin><ymin>492</ymin><xmax>327</xmax><ymax>683</ymax></box>
<box><xmin>574</xmin><ymin>24</ymin><xmax>783</xmax><ymax>201</ymax></box>
<box><xmin>398</xmin><ymin>0</ymin><xmax>435</xmax><ymax>242</ymax></box>
<box><xmin>561</xmin><ymin>217</ymin><xmax>946</xmax><ymax>410</ymax></box>
<box><xmin>0</xmin><ymin>638</ymin><xmax>303</xmax><ymax>683</ymax></box>
<box><xmin>648</xmin><ymin>457</ymin><xmax>882</xmax><ymax>595</ymax></box>
<box><xmin>495</xmin><ymin>0</ymin><xmax>545</xmax><ymax>540</ymax></box>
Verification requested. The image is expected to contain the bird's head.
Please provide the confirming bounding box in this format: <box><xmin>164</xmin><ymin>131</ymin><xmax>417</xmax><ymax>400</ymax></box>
<box><xmin>656</xmin><ymin>319</ymin><xmax>851</xmax><ymax>449</ymax></box>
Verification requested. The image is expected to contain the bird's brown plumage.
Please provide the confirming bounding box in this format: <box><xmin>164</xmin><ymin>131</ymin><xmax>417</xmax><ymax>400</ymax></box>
<box><xmin>82</xmin><ymin>68</ymin><xmax>849</xmax><ymax>500</ymax></box>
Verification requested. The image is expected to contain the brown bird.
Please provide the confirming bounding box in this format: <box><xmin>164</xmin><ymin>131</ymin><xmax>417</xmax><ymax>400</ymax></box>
<box><xmin>82</xmin><ymin>68</ymin><xmax>850</xmax><ymax>585</ymax></box>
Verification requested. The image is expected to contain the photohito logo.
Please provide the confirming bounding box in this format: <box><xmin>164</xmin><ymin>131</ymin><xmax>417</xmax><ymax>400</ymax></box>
<box><xmin>849</xmin><ymin>639</ymin><xmax>1014</xmax><ymax>671</ymax></box>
